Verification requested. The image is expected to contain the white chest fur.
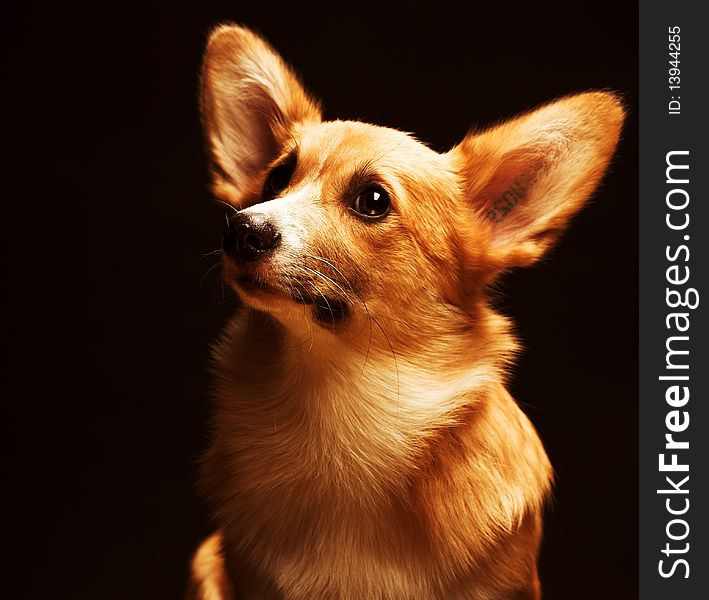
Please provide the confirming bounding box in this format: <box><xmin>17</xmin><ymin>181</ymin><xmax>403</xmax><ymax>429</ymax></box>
<box><xmin>201</xmin><ymin>309</ymin><xmax>549</xmax><ymax>599</ymax></box>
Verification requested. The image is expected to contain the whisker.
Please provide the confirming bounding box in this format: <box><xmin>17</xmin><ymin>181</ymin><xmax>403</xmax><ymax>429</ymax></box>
<box><xmin>310</xmin><ymin>281</ymin><xmax>336</xmax><ymax>325</ymax></box>
<box><xmin>300</xmin><ymin>283</ymin><xmax>317</xmax><ymax>351</ymax></box>
<box><xmin>195</xmin><ymin>249</ymin><xmax>223</xmax><ymax>264</ymax></box>
<box><xmin>200</xmin><ymin>261</ymin><xmax>222</xmax><ymax>288</ymax></box>
<box><xmin>371</xmin><ymin>140</ymin><xmax>405</xmax><ymax>167</ymax></box>
<box><xmin>363</xmin><ymin>308</ymin><xmax>373</xmax><ymax>375</ymax></box>
<box><xmin>369</xmin><ymin>313</ymin><xmax>416</xmax><ymax>328</ymax></box>
<box><xmin>300</xmin><ymin>256</ymin><xmax>374</xmax><ymax>348</ymax></box>
<box><xmin>371</xmin><ymin>316</ymin><xmax>400</xmax><ymax>419</ymax></box>
<box><xmin>226</xmin><ymin>146</ymin><xmax>273</xmax><ymax>179</ymax></box>
<box><xmin>282</xmin><ymin>281</ymin><xmax>315</xmax><ymax>350</ymax></box>
<box><xmin>298</xmin><ymin>265</ymin><xmax>351</xmax><ymax>299</ymax></box>
<box><xmin>208</xmin><ymin>197</ymin><xmax>239</xmax><ymax>213</ymax></box>
<box><xmin>304</xmin><ymin>255</ymin><xmax>353</xmax><ymax>290</ymax></box>
<box><xmin>216</xmin><ymin>285</ymin><xmax>236</xmax><ymax>306</ymax></box>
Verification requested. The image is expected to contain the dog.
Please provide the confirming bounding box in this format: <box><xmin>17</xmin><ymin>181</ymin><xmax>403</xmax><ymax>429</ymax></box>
<box><xmin>187</xmin><ymin>24</ymin><xmax>624</xmax><ymax>600</ymax></box>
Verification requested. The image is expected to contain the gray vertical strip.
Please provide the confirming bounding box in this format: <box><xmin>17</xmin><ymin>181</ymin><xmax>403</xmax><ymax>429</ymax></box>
<box><xmin>640</xmin><ymin>2</ymin><xmax>708</xmax><ymax>598</ymax></box>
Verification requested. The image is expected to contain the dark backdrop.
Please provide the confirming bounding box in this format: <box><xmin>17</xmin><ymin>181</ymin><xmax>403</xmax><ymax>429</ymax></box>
<box><xmin>7</xmin><ymin>2</ymin><xmax>637</xmax><ymax>598</ymax></box>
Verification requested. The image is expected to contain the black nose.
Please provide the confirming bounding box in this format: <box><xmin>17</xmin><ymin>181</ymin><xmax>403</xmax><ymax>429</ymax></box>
<box><xmin>223</xmin><ymin>212</ymin><xmax>281</xmax><ymax>262</ymax></box>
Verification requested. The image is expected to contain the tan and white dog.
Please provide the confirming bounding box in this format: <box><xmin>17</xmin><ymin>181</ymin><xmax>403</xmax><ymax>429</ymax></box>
<box><xmin>187</xmin><ymin>24</ymin><xmax>624</xmax><ymax>599</ymax></box>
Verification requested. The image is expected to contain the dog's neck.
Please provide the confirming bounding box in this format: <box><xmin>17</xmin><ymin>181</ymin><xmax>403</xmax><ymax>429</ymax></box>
<box><xmin>205</xmin><ymin>304</ymin><xmax>551</xmax><ymax>591</ymax></box>
<box><xmin>208</xmin><ymin>302</ymin><xmax>518</xmax><ymax>494</ymax></box>
<box><xmin>216</xmin><ymin>302</ymin><xmax>514</xmax><ymax>417</ymax></box>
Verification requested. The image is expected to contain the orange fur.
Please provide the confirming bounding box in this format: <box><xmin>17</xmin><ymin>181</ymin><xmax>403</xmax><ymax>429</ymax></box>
<box><xmin>188</xmin><ymin>24</ymin><xmax>624</xmax><ymax>599</ymax></box>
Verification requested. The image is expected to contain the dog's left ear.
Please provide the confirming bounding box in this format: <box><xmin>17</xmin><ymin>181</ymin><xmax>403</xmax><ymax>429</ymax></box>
<box><xmin>200</xmin><ymin>24</ymin><xmax>321</xmax><ymax>199</ymax></box>
<box><xmin>450</xmin><ymin>92</ymin><xmax>625</xmax><ymax>268</ymax></box>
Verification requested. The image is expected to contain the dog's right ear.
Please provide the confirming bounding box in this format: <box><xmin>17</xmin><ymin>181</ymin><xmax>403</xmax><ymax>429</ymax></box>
<box><xmin>200</xmin><ymin>24</ymin><xmax>321</xmax><ymax>200</ymax></box>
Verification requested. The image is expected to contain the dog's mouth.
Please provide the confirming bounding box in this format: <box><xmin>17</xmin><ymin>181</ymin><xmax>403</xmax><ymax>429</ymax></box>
<box><xmin>232</xmin><ymin>272</ymin><xmax>351</xmax><ymax>328</ymax></box>
<box><xmin>228</xmin><ymin>270</ymin><xmax>287</xmax><ymax>310</ymax></box>
<box><xmin>234</xmin><ymin>274</ymin><xmax>280</xmax><ymax>296</ymax></box>
<box><xmin>293</xmin><ymin>294</ymin><xmax>350</xmax><ymax>327</ymax></box>
<box><xmin>233</xmin><ymin>274</ymin><xmax>351</xmax><ymax>329</ymax></box>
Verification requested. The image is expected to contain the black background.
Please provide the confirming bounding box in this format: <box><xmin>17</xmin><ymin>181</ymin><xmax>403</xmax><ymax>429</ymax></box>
<box><xmin>7</xmin><ymin>2</ymin><xmax>637</xmax><ymax>598</ymax></box>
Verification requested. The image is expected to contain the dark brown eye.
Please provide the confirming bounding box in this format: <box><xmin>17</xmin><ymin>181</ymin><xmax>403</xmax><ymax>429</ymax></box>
<box><xmin>352</xmin><ymin>186</ymin><xmax>390</xmax><ymax>219</ymax></box>
<box><xmin>263</xmin><ymin>156</ymin><xmax>296</xmax><ymax>199</ymax></box>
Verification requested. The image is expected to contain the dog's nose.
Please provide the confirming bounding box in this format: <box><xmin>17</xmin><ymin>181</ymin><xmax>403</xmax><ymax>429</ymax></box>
<box><xmin>223</xmin><ymin>212</ymin><xmax>282</xmax><ymax>262</ymax></box>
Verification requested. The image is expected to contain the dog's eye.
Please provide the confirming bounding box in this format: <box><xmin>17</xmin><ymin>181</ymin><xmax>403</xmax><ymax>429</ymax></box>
<box><xmin>263</xmin><ymin>158</ymin><xmax>295</xmax><ymax>199</ymax></box>
<box><xmin>352</xmin><ymin>187</ymin><xmax>390</xmax><ymax>219</ymax></box>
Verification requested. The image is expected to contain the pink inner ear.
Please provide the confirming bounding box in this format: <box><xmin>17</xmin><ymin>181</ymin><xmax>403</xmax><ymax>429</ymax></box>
<box><xmin>475</xmin><ymin>150</ymin><xmax>548</xmax><ymax>227</ymax></box>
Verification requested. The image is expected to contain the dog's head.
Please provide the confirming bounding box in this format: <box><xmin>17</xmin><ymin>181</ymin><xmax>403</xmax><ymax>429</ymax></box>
<box><xmin>201</xmin><ymin>25</ymin><xmax>624</xmax><ymax>337</ymax></box>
